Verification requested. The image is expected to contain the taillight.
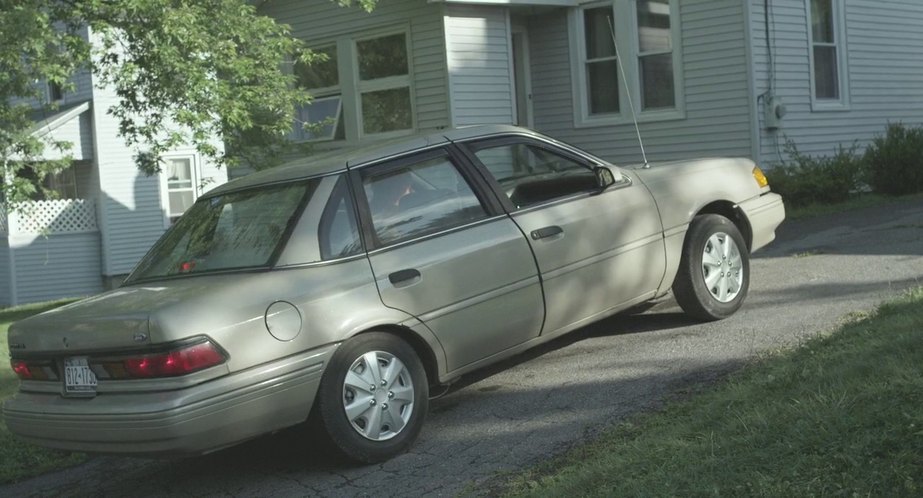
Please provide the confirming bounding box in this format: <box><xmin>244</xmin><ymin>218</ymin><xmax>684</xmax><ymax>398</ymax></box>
<box><xmin>117</xmin><ymin>341</ymin><xmax>226</xmax><ymax>378</ymax></box>
<box><xmin>10</xmin><ymin>359</ymin><xmax>54</xmax><ymax>381</ymax></box>
<box><xmin>11</xmin><ymin>360</ymin><xmax>32</xmax><ymax>380</ymax></box>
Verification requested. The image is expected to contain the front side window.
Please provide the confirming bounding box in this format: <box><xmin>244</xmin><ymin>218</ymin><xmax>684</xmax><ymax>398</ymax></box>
<box><xmin>467</xmin><ymin>141</ymin><xmax>597</xmax><ymax>209</ymax></box>
<box><xmin>131</xmin><ymin>182</ymin><xmax>314</xmax><ymax>282</ymax></box>
<box><xmin>809</xmin><ymin>0</ymin><xmax>846</xmax><ymax>103</ymax></box>
<box><xmin>361</xmin><ymin>153</ymin><xmax>487</xmax><ymax>246</ymax></box>
<box><xmin>574</xmin><ymin>0</ymin><xmax>681</xmax><ymax>124</ymax></box>
<box><xmin>163</xmin><ymin>157</ymin><xmax>197</xmax><ymax>225</ymax></box>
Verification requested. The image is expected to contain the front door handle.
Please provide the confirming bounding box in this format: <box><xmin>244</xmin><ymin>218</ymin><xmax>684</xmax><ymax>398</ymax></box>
<box><xmin>389</xmin><ymin>268</ymin><xmax>421</xmax><ymax>286</ymax></box>
<box><xmin>530</xmin><ymin>225</ymin><xmax>564</xmax><ymax>240</ymax></box>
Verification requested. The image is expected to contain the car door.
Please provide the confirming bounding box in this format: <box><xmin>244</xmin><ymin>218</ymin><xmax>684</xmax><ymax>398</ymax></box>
<box><xmin>352</xmin><ymin>147</ymin><xmax>545</xmax><ymax>373</ymax></box>
<box><xmin>459</xmin><ymin>136</ymin><xmax>666</xmax><ymax>335</ymax></box>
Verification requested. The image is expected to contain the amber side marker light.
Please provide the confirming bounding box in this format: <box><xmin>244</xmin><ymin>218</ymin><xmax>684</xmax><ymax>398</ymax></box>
<box><xmin>753</xmin><ymin>166</ymin><xmax>770</xmax><ymax>188</ymax></box>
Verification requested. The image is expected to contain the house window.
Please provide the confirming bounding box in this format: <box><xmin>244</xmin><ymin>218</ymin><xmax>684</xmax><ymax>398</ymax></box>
<box><xmin>294</xmin><ymin>45</ymin><xmax>345</xmax><ymax>141</ymax></box>
<box><xmin>807</xmin><ymin>0</ymin><xmax>848</xmax><ymax>106</ymax></box>
<box><xmin>572</xmin><ymin>0</ymin><xmax>682</xmax><ymax>126</ymax></box>
<box><xmin>582</xmin><ymin>7</ymin><xmax>620</xmax><ymax>115</ymax></box>
<box><xmin>47</xmin><ymin>81</ymin><xmax>64</xmax><ymax>103</ymax></box>
<box><xmin>296</xmin><ymin>30</ymin><xmax>414</xmax><ymax>143</ymax></box>
<box><xmin>20</xmin><ymin>164</ymin><xmax>78</xmax><ymax>200</ymax></box>
<box><xmin>637</xmin><ymin>0</ymin><xmax>675</xmax><ymax>110</ymax></box>
<box><xmin>357</xmin><ymin>33</ymin><xmax>412</xmax><ymax>135</ymax></box>
<box><xmin>162</xmin><ymin>157</ymin><xmax>198</xmax><ymax>225</ymax></box>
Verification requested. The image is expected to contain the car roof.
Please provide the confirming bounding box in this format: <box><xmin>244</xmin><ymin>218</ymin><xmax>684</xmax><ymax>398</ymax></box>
<box><xmin>205</xmin><ymin>124</ymin><xmax>539</xmax><ymax>196</ymax></box>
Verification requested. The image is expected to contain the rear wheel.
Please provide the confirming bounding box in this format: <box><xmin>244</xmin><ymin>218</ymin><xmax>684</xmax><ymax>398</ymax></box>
<box><xmin>315</xmin><ymin>332</ymin><xmax>428</xmax><ymax>463</ymax></box>
<box><xmin>672</xmin><ymin>214</ymin><xmax>750</xmax><ymax>321</ymax></box>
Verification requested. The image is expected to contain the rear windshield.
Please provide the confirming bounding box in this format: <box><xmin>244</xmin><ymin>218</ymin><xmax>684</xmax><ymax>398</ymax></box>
<box><xmin>128</xmin><ymin>181</ymin><xmax>315</xmax><ymax>282</ymax></box>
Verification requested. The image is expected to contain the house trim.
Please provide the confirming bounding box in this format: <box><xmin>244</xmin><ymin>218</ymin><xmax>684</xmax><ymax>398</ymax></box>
<box><xmin>743</xmin><ymin>0</ymin><xmax>760</xmax><ymax>162</ymax></box>
<box><xmin>29</xmin><ymin>101</ymin><xmax>91</xmax><ymax>139</ymax></box>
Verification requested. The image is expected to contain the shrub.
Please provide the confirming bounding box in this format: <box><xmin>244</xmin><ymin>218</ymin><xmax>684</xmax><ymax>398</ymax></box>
<box><xmin>864</xmin><ymin>123</ymin><xmax>923</xmax><ymax>195</ymax></box>
<box><xmin>768</xmin><ymin>140</ymin><xmax>866</xmax><ymax>208</ymax></box>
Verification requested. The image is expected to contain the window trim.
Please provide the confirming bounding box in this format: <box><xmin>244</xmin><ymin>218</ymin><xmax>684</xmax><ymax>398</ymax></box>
<box><xmin>805</xmin><ymin>0</ymin><xmax>850</xmax><ymax>111</ymax></box>
<box><xmin>159</xmin><ymin>154</ymin><xmax>200</xmax><ymax>229</ymax></box>
<box><xmin>569</xmin><ymin>0</ymin><xmax>685</xmax><ymax>128</ymax></box>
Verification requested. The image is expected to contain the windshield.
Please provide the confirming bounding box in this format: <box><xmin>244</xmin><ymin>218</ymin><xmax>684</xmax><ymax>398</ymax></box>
<box><xmin>128</xmin><ymin>181</ymin><xmax>316</xmax><ymax>282</ymax></box>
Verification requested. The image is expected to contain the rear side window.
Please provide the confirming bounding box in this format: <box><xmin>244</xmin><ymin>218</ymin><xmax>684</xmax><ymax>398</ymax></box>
<box><xmin>319</xmin><ymin>176</ymin><xmax>362</xmax><ymax>260</ymax></box>
<box><xmin>360</xmin><ymin>152</ymin><xmax>488</xmax><ymax>246</ymax></box>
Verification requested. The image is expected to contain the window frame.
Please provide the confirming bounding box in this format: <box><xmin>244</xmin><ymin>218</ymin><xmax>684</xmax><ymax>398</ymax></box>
<box><xmin>159</xmin><ymin>155</ymin><xmax>200</xmax><ymax>228</ymax></box>
<box><xmin>805</xmin><ymin>0</ymin><xmax>850</xmax><ymax>111</ymax></box>
<box><xmin>296</xmin><ymin>26</ymin><xmax>417</xmax><ymax>145</ymax></box>
<box><xmin>569</xmin><ymin>0</ymin><xmax>685</xmax><ymax>128</ymax></box>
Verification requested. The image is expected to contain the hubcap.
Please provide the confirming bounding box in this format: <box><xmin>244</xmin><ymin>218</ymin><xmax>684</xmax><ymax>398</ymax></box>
<box><xmin>701</xmin><ymin>232</ymin><xmax>744</xmax><ymax>303</ymax></box>
<box><xmin>342</xmin><ymin>351</ymin><xmax>414</xmax><ymax>441</ymax></box>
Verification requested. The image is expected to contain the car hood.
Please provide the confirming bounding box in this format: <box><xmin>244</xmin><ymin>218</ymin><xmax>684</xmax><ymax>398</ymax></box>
<box><xmin>8</xmin><ymin>274</ymin><xmax>265</xmax><ymax>355</ymax></box>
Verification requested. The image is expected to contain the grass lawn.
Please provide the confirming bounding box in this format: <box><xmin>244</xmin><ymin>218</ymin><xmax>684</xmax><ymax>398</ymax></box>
<box><xmin>0</xmin><ymin>300</ymin><xmax>86</xmax><ymax>484</ymax></box>
<box><xmin>502</xmin><ymin>288</ymin><xmax>923</xmax><ymax>497</ymax></box>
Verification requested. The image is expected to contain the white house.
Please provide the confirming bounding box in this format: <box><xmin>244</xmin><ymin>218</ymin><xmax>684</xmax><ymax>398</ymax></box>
<box><xmin>1</xmin><ymin>28</ymin><xmax>228</xmax><ymax>306</ymax></box>
<box><xmin>258</xmin><ymin>0</ymin><xmax>923</xmax><ymax>169</ymax></box>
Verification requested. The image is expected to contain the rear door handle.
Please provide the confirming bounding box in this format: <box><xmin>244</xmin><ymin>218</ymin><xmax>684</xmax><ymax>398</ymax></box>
<box><xmin>530</xmin><ymin>225</ymin><xmax>564</xmax><ymax>240</ymax></box>
<box><xmin>388</xmin><ymin>269</ymin><xmax>421</xmax><ymax>286</ymax></box>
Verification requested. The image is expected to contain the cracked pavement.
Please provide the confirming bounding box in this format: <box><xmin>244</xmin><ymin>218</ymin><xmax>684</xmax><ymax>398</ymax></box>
<box><xmin>3</xmin><ymin>198</ymin><xmax>922</xmax><ymax>497</ymax></box>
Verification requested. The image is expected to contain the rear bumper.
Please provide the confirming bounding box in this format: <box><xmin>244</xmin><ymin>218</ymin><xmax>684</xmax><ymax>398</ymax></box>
<box><xmin>740</xmin><ymin>192</ymin><xmax>785</xmax><ymax>252</ymax></box>
<box><xmin>1</xmin><ymin>344</ymin><xmax>336</xmax><ymax>456</ymax></box>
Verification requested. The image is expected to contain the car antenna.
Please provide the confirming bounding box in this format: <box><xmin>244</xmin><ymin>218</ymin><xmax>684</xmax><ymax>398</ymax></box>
<box><xmin>608</xmin><ymin>17</ymin><xmax>649</xmax><ymax>168</ymax></box>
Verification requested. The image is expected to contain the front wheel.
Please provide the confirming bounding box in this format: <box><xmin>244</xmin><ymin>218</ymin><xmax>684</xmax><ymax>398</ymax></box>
<box><xmin>315</xmin><ymin>332</ymin><xmax>428</xmax><ymax>463</ymax></box>
<box><xmin>672</xmin><ymin>214</ymin><xmax>750</xmax><ymax>321</ymax></box>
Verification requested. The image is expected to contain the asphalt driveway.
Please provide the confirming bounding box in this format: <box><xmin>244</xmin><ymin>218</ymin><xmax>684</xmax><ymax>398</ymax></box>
<box><xmin>3</xmin><ymin>198</ymin><xmax>922</xmax><ymax>497</ymax></box>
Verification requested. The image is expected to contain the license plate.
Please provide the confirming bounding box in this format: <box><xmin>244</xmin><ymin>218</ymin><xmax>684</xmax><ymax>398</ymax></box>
<box><xmin>64</xmin><ymin>357</ymin><xmax>98</xmax><ymax>394</ymax></box>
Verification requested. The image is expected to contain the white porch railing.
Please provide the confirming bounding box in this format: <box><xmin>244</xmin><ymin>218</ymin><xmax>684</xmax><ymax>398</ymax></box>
<box><xmin>1</xmin><ymin>199</ymin><xmax>98</xmax><ymax>236</ymax></box>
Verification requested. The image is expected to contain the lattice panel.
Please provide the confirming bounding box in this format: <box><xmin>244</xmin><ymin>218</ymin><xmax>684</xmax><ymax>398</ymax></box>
<box><xmin>11</xmin><ymin>199</ymin><xmax>98</xmax><ymax>234</ymax></box>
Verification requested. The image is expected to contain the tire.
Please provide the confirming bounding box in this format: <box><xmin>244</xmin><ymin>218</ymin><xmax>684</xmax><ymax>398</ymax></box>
<box><xmin>315</xmin><ymin>332</ymin><xmax>428</xmax><ymax>463</ymax></box>
<box><xmin>672</xmin><ymin>214</ymin><xmax>750</xmax><ymax>321</ymax></box>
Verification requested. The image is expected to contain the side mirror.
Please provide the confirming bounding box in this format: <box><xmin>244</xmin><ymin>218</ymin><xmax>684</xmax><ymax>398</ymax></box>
<box><xmin>594</xmin><ymin>166</ymin><xmax>617</xmax><ymax>190</ymax></box>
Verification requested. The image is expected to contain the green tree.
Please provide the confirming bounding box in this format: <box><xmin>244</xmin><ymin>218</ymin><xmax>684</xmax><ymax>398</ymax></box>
<box><xmin>0</xmin><ymin>0</ymin><xmax>373</xmax><ymax>205</ymax></box>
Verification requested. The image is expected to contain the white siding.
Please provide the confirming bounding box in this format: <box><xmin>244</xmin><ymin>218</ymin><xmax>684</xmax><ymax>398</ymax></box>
<box><xmin>87</xmin><ymin>31</ymin><xmax>228</xmax><ymax>276</ymax></box>
<box><xmin>9</xmin><ymin>233</ymin><xmax>103</xmax><ymax>304</ymax></box>
<box><xmin>530</xmin><ymin>0</ymin><xmax>753</xmax><ymax>165</ymax></box>
<box><xmin>89</xmin><ymin>82</ymin><xmax>167</xmax><ymax>276</ymax></box>
<box><xmin>260</xmin><ymin>0</ymin><xmax>450</xmax><ymax>132</ymax></box>
<box><xmin>444</xmin><ymin>5</ymin><xmax>515</xmax><ymax>126</ymax></box>
<box><xmin>751</xmin><ymin>0</ymin><xmax>923</xmax><ymax>165</ymax></box>
<box><xmin>0</xmin><ymin>240</ymin><xmax>10</xmax><ymax>306</ymax></box>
